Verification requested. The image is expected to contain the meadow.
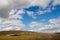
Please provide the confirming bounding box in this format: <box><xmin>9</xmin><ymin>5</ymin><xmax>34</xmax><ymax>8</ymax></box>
<box><xmin>0</xmin><ymin>31</ymin><xmax>60</xmax><ymax>40</ymax></box>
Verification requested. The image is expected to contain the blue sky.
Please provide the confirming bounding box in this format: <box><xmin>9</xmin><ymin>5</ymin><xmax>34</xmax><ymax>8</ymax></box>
<box><xmin>23</xmin><ymin>5</ymin><xmax>60</xmax><ymax>30</ymax></box>
<box><xmin>0</xmin><ymin>0</ymin><xmax>60</xmax><ymax>33</ymax></box>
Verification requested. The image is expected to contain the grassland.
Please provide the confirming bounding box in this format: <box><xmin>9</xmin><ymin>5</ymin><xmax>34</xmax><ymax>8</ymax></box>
<box><xmin>0</xmin><ymin>31</ymin><xmax>60</xmax><ymax>40</ymax></box>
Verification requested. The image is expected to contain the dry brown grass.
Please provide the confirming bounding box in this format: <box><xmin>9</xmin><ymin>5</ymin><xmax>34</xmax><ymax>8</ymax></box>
<box><xmin>0</xmin><ymin>31</ymin><xmax>60</xmax><ymax>40</ymax></box>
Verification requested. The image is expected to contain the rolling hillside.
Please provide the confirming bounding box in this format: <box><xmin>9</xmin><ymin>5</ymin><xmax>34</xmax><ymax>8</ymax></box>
<box><xmin>0</xmin><ymin>31</ymin><xmax>60</xmax><ymax>40</ymax></box>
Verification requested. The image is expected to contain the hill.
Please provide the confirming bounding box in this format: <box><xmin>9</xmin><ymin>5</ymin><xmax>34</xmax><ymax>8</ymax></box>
<box><xmin>0</xmin><ymin>31</ymin><xmax>60</xmax><ymax>40</ymax></box>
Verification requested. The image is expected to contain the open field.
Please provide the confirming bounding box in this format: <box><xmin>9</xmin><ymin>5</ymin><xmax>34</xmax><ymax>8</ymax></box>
<box><xmin>0</xmin><ymin>31</ymin><xmax>60</xmax><ymax>40</ymax></box>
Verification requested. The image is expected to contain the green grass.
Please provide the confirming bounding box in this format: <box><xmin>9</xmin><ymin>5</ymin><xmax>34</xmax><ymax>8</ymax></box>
<box><xmin>0</xmin><ymin>31</ymin><xmax>60</xmax><ymax>40</ymax></box>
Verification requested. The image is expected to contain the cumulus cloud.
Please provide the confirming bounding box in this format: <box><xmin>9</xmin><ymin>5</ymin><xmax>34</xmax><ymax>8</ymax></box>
<box><xmin>27</xmin><ymin>11</ymin><xmax>37</xmax><ymax>19</ymax></box>
<box><xmin>0</xmin><ymin>0</ymin><xmax>60</xmax><ymax>32</ymax></box>
<box><xmin>29</xmin><ymin>16</ymin><xmax>60</xmax><ymax>33</ymax></box>
<box><xmin>0</xmin><ymin>25</ymin><xmax>25</xmax><ymax>31</ymax></box>
<box><xmin>30</xmin><ymin>0</ymin><xmax>51</xmax><ymax>8</ymax></box>
<box><xmin>53</xmin><ymin>0</ymin><xmax>60</xmax><ymax>6</ymax></box>
<box><xmin>0</xmin><ymin>9</ymin><xmax>25</xmax><ymax>31</ymax></box>
<box><xmin>9</xmin><ymin>9</ymin><xmax>25</xmax><ymax>20</ymax></box>
<box><xmin>0</xmin><ymin>0</ymin><xmax>52</xmax><ymax>18</ymax></box>
<box><xmin>0</xmin><ymin>0</ymin><xmax>60</xmax><ymax>18</ymax></box>
<box><xmin>49</xmin><ymin>17</ymin><xmax>60</xmax><ymax>24</ymax></box>
<box><xmin>30</xmin><ymin>21</ymin><xmax>44</xmax><ymax>28</ymax></box>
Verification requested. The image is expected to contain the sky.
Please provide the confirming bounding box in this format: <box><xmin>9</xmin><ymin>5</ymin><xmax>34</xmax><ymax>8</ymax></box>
<box><xmin>0</xmin><ymin>0</ymin><xmax>60</xmax><ymax>33</ymax></box>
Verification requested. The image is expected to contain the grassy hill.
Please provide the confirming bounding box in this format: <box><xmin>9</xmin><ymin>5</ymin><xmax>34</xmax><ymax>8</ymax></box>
<box><xmin>0</xmin><ymin>31</ymin><xmax>60</xmax><ymax>40</ymax></box>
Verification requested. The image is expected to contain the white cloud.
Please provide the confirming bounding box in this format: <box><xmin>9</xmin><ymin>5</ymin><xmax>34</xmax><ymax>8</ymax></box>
<box><xmin>49</xmin><ymin>17</ymin><xmax>60</xmax><ymax>24</ymax></box>
<box><xmin>30</xmin><ymin>21</ymin><xmax>44</xmax><ymax>28</ymax></box>
<box><xmin>0</xmin><ymin>9</ymin><xmax>25</xmax><ymax>31</ymax></box>
<box><xmin>0</xmin><ymin>0</ymin><xmax>60</xmax><ymax>19</ymax></box>
<box><xmin>29</xmin><ymin>22</ymin><xmax>54</xmax><ymax>32</ymax></box>
<box><xmin>0</xmin><ymin>25</ymin><xmax>25</xmax><ymax>31</ymax></box>
<box><xmin>0</xmin><ymin>0</ymin><xmax>9</xmax><ymax>9</ymax></box>
<box><xmin>30</xmin><ymin>0</ymin><xmax>51</xmax><ymax>8</ymax></box>
<box><xmin>38</xmin><ymin>11</ymin><xmax>45</xmax><ymax>15</ymax></box>
<box><xmin>9</xmin><ymin>9</ymin><xmax>25</xmax><ymax>20</ymax></box>
<box><xmin>0</xmin><ymin>0</ymin><xmax>51</xmax><ymax>9</ymax></box>
<box><xmin>16</xmin><ymin>9</ymin><xmax>25</xmax><ymax>15</ymax></box>
<box><xmin>0</xmin><ymin>0</ymin><xmax>51</xmax><ymax>18</ymax></box>
<box><xmin>0</xmin><ymin>0</ymin><xmax>60</xmax><ymax>18</ymax></box>
<box><xmin>53</xmin><ymin>0</ymin><xmax>60</xmax><ymax>6</ymax></box>
<box><xmin>49</xmin><ymin>17</ymin><xmax>60</xmax><ymax>28</ymax></box>
<box><xmin>29</xmin><ymin>16</ymin><xmax>60</xmax><ymax>33</ymax></box>
<box><xmin>0</xmin><ymin>0</ymin><xmax>60</xmax><ymax>32</ymax></box>
<box><xmin>27</xmin><ymin>11</ymin><xmax>37</xmax><ymax>19</ymax></box>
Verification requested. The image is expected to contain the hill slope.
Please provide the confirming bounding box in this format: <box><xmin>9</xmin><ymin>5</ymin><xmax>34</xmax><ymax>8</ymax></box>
<box><xmin>0</xmin><ymin>31</ymin><xmax>60</xmax><ymax>40</ymax></box>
